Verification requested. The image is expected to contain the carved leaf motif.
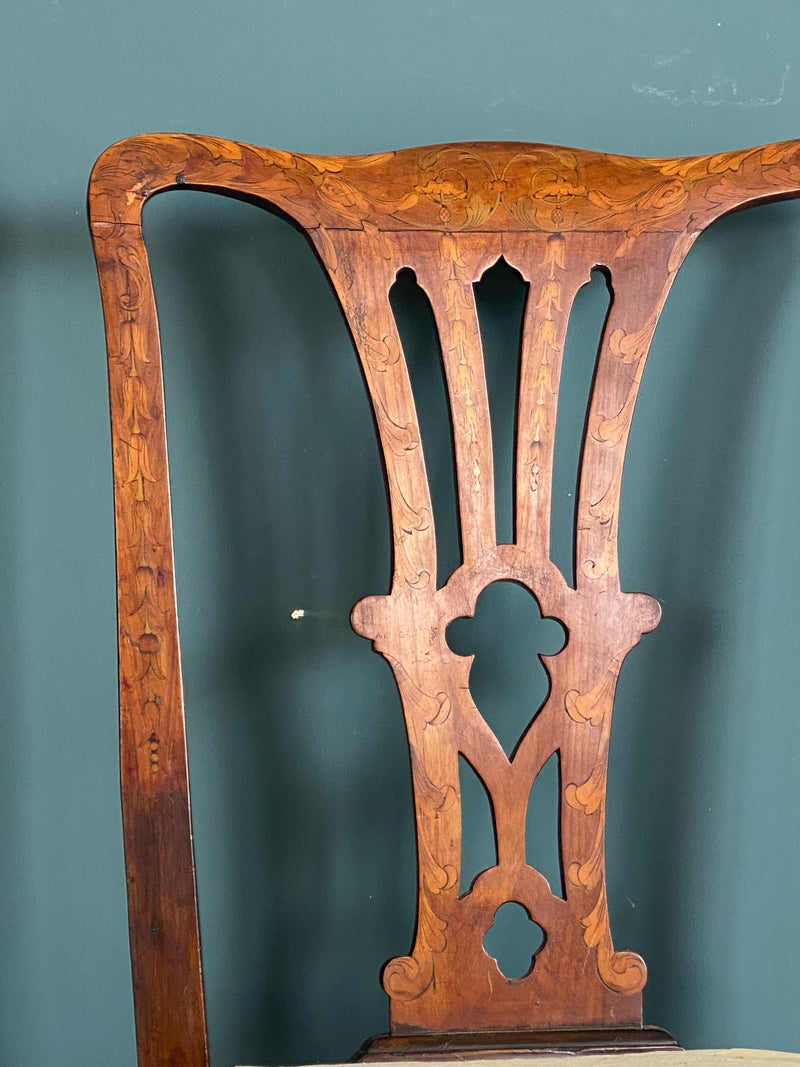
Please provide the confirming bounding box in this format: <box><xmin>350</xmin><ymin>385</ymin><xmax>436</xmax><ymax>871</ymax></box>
<box><xmin>371</xmin><ymin>390</ymin><xmax>420</xmax><ymax>456</ymax></box>
<box><xmin>417</xmin><ymin>897</ymin><xmax>449</xmax><ymax>953</ymax></box>
<box><xmin>464</xmin><ymin>195</ymin><xmax>494</xmax><ymax>229</ymax></box>
<box><xmin>658</xmin><ymin>156</ymin><xmax>711</xmax><ymax>179</ymax></box>
<box><xmin>506</xmin><ymin>196</ymin><xmax>538</xmax><ymax>230</ymax></box>
<box><xmin>761</xmin><ymin>142</ymin><xmax>800</xmax><ymax>166</ymax></box>
<box><xmin>450</xmin><ymin>316</ymin><xmax>471</xmax><ymax>349</ymax></box>
<box><xmin>458</xmin><ymin>403</ymin><xmax>481</xmax><ymax>449</ymax></box>
<box><xmin>564</xmin><ymin>660</ymin><xmax>620</xmax><ymax>727</ymax></box>
<box><xmin>543</xmin><ymin>233</ymin><xmax>566</xmax><ymax>270</ymax></box>
<box><xmin>360</xmin><ymin>330</ymin><xmax>400</xmax><ymax>369</ymax></box>
<box><xmin>706</xmin><ymin>147</ymin><xmax>760</xmax><ymax>174</ymax></box>
<box><xmin>421</xmin><ymin>840</ymin><xmax>458</xmax><ymax>894</ymax></box>
<box><xmin>762</xmin><ymin>163</ymin><xmax>800</xmax><ymax>191</ymax></box>
<box><xmin>118</xmin><ymin>319</ymin><xmax>151</xmax><ymax>379</ymax></box>
<box><xmin>129</xmin><ymin>499</ymin><xmax>162</xmax><ymax>551</ymax></box>
<box><xmin>311</xmin><ymin>227</ymin><xmax>339</xmax><ymax>273</ymax></box>
<box><xmin>667</xmin><ymin>230</ymin><xmax>697</xmax><ymax>274</ymax></box>
<box><xmin>455</xmin><ymin>354</ymin><xmax>475</xmax><ymax>393</ymax></box>
<box><xmin>587</xmin><ymin>465</ymin><xmax>623</xmax><ymax>525</ymax></box>
<box><xmin>386</xmin><ymin>469</ymin><xmax>431</xmax><ymax>536</ymax></box>
<box><xmin>582</xmin><ymin>538</ymin><xmax>618</xmax><ymax>581</ymax></box>
<box><xmin>439</xmin><ymin>233</ymin><xmax>469</xmax><ymax>270</ymax></box>
<box><xmin>533</xmin><ymin>362</ymin><xmax>554</xmax><ymax>392</ymax></box>
<box><xmin>116</xmin><ymin>245</ymin><xmax>146</xmax><ymax>310</ymax></box>
<box><xmin>361</xmin><ymin>219</ymin><xmax>396</xmax><ymax>260</ymax></box>
<box><xmin>534</xmin><ymin>316</ymin><xmax>559</xmax><ymax>355</ymax></box>
<box><xmin>394</xmin><ymin>535</ymin><xmax>431</xmax><ymax>591</ymax></box>
<box><xmin>315</xmin><ymin>175</ymin><xmax>373</xmax><ymax>226</ymax></box>
<box><xmin>124</xmin><ymin>433</ymin><xmax>157</xmax><ymax>495</ymax></box>
<box><xmin>565</xmin><ymin>767</ymin><xmax>607</xmax><ymax>817</ymax></box>
<box><xmin>608</xmin><ymin>315</ymin><xmax>657</xmax><ymax>366</ymax></box>
<box><xmin>444</xmin><ymin>277</ymin><xmax>473</xmax><ymax>317</ymax></box>
<box><xmin>589</xmin><ymin>177</ymin><xmax>688</xmax><ymax>221</ymax></box>
<box><xmin>132</xmin><ymin>565</ymin><xmax>164</xmax><ymax>617</ymax></box>
<box><xmin>704</xmin><ymin>174</ymin><xmax>764</xmax><ymax>209</ymax></box>
<box><xmin>122</xmin><ymin>375</ymin><xmax>153</xmax><ymax>432</ymax></box>
<box><xmin>536</xmin><ymin>278</ymin><xmax>562</xmax><ymax>314</ymax></box>
<box><xmin>391</xmin><ymin>661</ymin><xmax>453</xmax><ymax>728</ymax></box>
<box><xmin>298</xmin><ymin>151</ymin><xmax>395</xmax><ymax>174</ymax></box>
<box><xmin>567</xmin><ymin>816</ymin><xmax>604</xmax><ymax>890</ymax></box>
<box><xmin>408</xmin><ymin>750</ymin><xmax>457</xmax><ymax>814</ymax></box>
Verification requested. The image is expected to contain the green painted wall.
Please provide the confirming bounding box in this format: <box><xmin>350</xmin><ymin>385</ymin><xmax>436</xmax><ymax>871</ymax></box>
<box><xmin>2</xmin><ymin>2</ymin><xmax>800</xmax><ymax>1064</ymax></box>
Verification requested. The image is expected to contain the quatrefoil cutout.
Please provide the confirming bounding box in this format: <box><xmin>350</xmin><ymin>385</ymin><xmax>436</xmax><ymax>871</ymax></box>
<box><xmin>446</xmin><ymin>580</ymin><xmax>567</xmax><ymax>757</ymax></box>
<box><xmin>483</xmin><ymin>901</ymin><xmax>546</xmax><ymax>980</ymax></box>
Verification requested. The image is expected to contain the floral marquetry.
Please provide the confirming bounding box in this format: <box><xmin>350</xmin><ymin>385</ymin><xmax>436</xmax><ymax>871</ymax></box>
<box><xmin>89</xmin><ymin>135</ymin><xmax>800</xmax><ymax>1067</ymax></box>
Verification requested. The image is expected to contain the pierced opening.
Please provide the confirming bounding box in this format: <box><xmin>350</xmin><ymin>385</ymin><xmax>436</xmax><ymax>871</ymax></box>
<box><xmin>389</xmin><ymin>268</ymin><xmax>461</xmax><ymax>585</ymax></box>
<box><xmin>526</xmin><ymin>750</ymin><xmax>565</xmax><ymax>899</ymax></box>
<box><xmin>473</xmin><ymin>258</ymin><xmax>530</xmax><ymax>546</ymax></box>
<box><xmin>550</xmin><ymin>267</ymin><xmax>613</xmax><ymax>586</ymax></box>
<box><xmin>458</xmin><ymin>754</ymin><xmax>497</xmax><ymax>895</ymax></box>
<box><xmin>445</xmin><ymin>580</ymin><xmax>566</xmax><ymax>757</ymax></box>
<box><xmin>483</xmin><ymin>901</ymin><xmax>545</xmax><ymax>980</ymax></box>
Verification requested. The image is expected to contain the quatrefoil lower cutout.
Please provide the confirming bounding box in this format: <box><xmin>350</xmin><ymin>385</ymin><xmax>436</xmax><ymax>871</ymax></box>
<box><xmin>446</xmin><ymin>580</ymin><xmax>567</xmax><ymax>757</ymax></box>
<box><xmin>483</xmin><ymin>901</ymin><xmax>546</xmax><ymax>980</ymax></box>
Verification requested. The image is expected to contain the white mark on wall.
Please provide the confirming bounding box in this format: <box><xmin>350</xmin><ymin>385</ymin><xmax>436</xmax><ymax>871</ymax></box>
<box><xmin>632</xmin><ymin>61</ymin><xmax>789</xmax><ymax>108</ymax></box>
<box><xmin>484</xmin><ymin>86</ymin><xmax>520</xmax><ymax>113</ymax></box>
<box><xmin>290</xmin><ymin>608</ymin><xmax>333</xmax><ymax>621</ymax></box>
<box><xmin>652</xmin><ymin>48</ymin><xmax>694</xmax><ymax>69</ymax></box>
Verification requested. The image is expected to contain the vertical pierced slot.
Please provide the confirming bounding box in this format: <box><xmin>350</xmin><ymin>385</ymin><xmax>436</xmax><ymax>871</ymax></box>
<box><xmin>458</xmin><ymin>754</ymin><xmax>497</xmax><ymax>895</ymax></box>
<box><xmin>550</xmin><ymin>267</ymin><xmax>613</xmax><ymax>586</ymax></box>
<box><xmin>389</xmin><ymin>268</ymin><xmax>461</xmax><ymax>586</ymax></box>
<box><xmin>473</xmin><ymin>258</ymin><xmax>529</xmax><ymax>546</ymax></box>
<box><xmin>525</xmin><ymin>750</ymin><xmax>565</xmax><ymax>899</ymax></box>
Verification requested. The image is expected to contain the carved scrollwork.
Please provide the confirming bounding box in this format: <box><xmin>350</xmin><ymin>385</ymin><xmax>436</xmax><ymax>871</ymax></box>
<box><xmin>582</xmin><ymin>888</ymin><xmax>648</xmax><ymax>996</ymax></box>
<box><xmin>383</xmin><ymin>894</ymin><xmax>448</xmax><ymax>1001</ymax></box>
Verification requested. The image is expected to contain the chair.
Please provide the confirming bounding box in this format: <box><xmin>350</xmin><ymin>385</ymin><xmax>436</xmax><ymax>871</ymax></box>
<box><xmin>89</xmin><ymin>136</ymin><xmax>800</xmax><ymax>1067</ymax></box>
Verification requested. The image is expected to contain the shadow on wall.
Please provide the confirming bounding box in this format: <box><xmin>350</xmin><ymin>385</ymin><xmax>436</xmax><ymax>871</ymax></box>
<box><xmin>144</xmin><ymin>191</ymin><xmax>415</xmax><ymax>1066</ymax></box>
<box><xmin>0</xmin><ymin>209</ymin><xmax>29</xmax><ymax>1065</ymax></box>
<box><xmin>0</xmin><ymin>206</ymin><xmax>131</xmax><ymax>1067</ymax></box>
<box><xmin>610</xmin><ymin>199</ymin><xmax>800</xmax><ymax>1051</ymax></box>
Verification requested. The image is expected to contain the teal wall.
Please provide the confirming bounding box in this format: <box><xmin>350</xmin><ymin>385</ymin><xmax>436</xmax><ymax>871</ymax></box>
<box><xmin>3</xmin><ymin>2</ymin><xmax>800</xmax><ymax>1064</ymax></box>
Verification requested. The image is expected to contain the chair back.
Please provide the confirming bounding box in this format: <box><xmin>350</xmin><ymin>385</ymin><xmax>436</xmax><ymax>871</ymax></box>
<box><xmin>90</xmin><ymin>135</ymin><xmax>800</xmax><ymax>1066</ymax></box>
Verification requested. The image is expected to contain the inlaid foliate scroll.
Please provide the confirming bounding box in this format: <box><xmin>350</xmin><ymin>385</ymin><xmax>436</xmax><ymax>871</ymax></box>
<box><xmin>90</xmin><ymin>135</ymin><xmax>800</xmax><ymax>1065</ymax></box>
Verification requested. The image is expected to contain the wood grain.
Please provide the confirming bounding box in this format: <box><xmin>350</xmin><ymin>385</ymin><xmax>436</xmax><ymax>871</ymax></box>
<box><xmin>89</xmin><ymin>136</ymin><xmax>800</xmax><ymax>1066</ymax></box>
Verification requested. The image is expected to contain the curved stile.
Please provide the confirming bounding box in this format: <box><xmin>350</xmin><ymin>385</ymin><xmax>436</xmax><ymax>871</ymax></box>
<box><xmin>89</xmin><ymin>135</ymin><xmax>800</xmax><ymax>1065</ymax></box>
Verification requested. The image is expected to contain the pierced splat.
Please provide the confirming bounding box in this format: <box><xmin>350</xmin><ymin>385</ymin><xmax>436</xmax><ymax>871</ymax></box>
<box><xmin>89</xmin><ymin>136</ymin><xmax>800</xmax><ymax>1067</ymax></box>
<box><xmin>342</xmin><ymin>226</ymin><xmax>666</xmax><ymax>1037</ymax></box>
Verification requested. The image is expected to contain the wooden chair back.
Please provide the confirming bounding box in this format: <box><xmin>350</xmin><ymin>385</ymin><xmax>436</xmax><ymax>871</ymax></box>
<box><xmin>89</xmin><ymin>135</ymin><xmax>800</xmax><ymax>1067</ymax></box>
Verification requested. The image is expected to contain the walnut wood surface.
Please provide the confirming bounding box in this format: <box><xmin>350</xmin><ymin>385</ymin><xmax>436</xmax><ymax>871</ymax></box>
<box><xmin>89</xmin><ymin>136</ymin><xmax>800</xmax><ymax>1067</ymax></box>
